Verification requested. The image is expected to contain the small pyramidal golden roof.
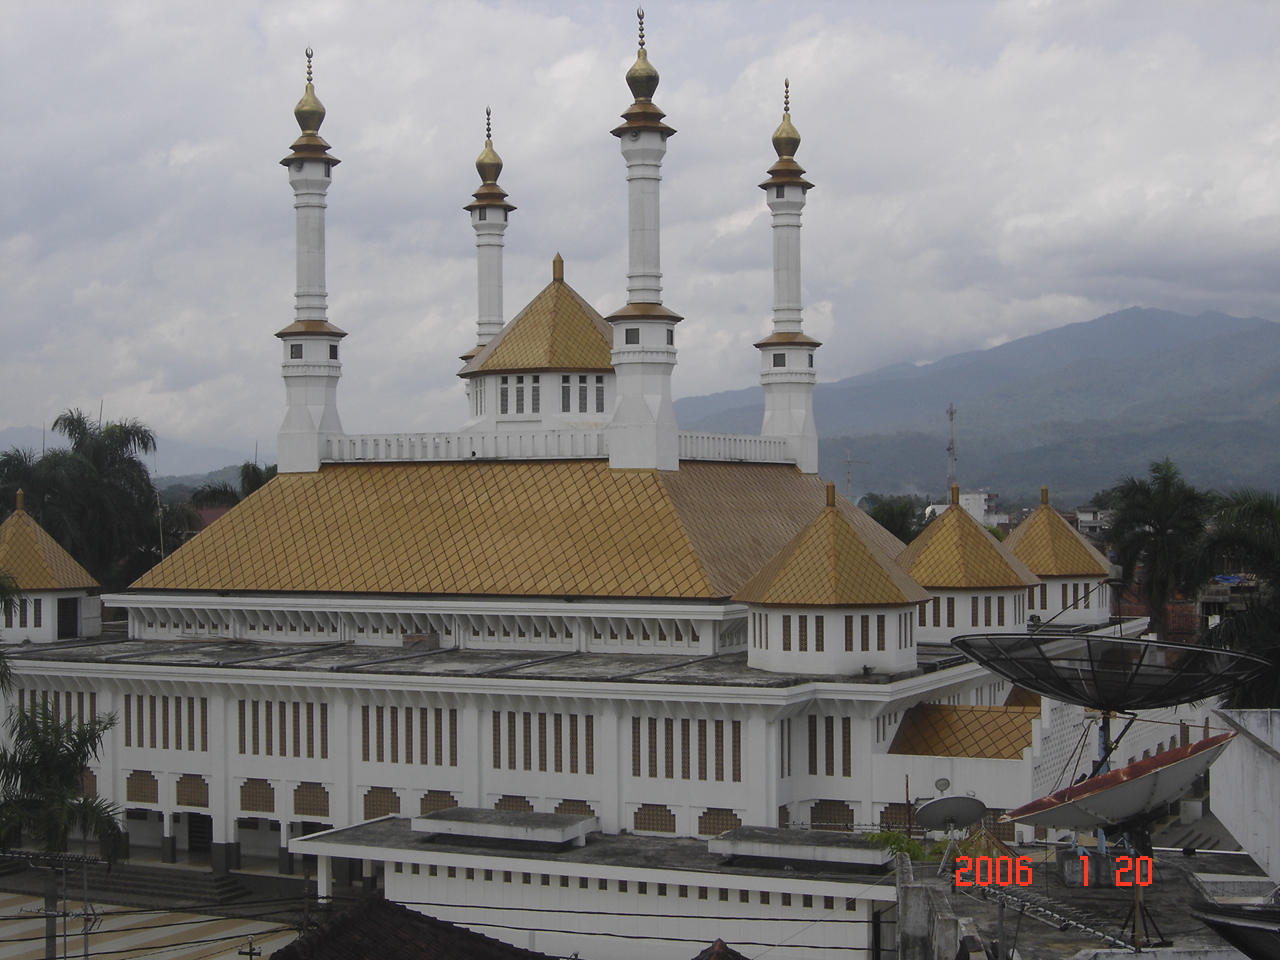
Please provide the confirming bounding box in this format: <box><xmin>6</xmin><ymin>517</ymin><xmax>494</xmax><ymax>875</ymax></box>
<box><xmin>760</xmin><ymin>79</ymin><xmax>812</xmax><ymax>192</ymax></box>
<box><xmin>460</xmin><ymin>256</ymin><xmax>613</xmax><ymax>376</ymax></box>
<box><xmin>1005</xmin><ymin>486</ymin><xmax>1111</xmax><ymax>578</ymax></box>
<box><xmin>897</xmin><ymin>485</ymin><xmax>1038</xmax><ymax>589</ymax></box>
<box><xmin>889</xmin><ymin>703</ymin><xmax>1038</xmax><ymax>760</ymax></box>
<box><xmin>734</xmin><ymin>482</ymin><xmax>930</xmax><ymax>607</ymax></box>
<box><xmin>0</xmin><ymin>490</ymin><xmax>98</xmax><ymax>591</ymax></box>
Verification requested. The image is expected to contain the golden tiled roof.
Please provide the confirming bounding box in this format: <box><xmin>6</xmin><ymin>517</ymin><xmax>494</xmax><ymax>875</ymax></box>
<box><xmin>459</xmin><ymin>276</ymin><xmax>613</xmax><ymax>377</ymax></box>
<box><xmin>132</xmin><ymin>461</ymin><xmax>885</xmax><ymax>601</ymax></box>
<box><xmin>1004</xmin><ymin>685</ymin><xmax>1041</xmax><ymax>709</ymax></box>
<box><xmin>889</xmin><ymin>703</ymin><xmax>1039</xmax><ymax>760</ymax></box>
<box><xmin>0</xmin><ymin>501</ymin><xmax>98</xmax><ymax>591</ymax></box>
<box><xmin>1005</xmin><ymin>504</ymin><xmax>1110</xmax><ymax>578</ymax></box>
<box><xmin>897</xmin><ymin>504</ymin><xmax>1038</xmax><ymax>589</ymax></box>
<box><xmin>733</xmin><ymin>502</ymin><xmax>929</xmax><ymax>607</ymax></box>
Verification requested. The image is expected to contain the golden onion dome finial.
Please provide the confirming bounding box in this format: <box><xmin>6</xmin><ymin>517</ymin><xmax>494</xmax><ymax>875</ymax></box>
<box><xmin>294</xmin><ymin>47</ymin><xmax>326</xmax><ymax>136</ymax></box>
<box><xmin>772</xmin><ymin>78</ymin><xmax>801</xmax><ymax>160</ymax></box>
<box><xmin>625</xmin><ymin>7</ymin><xmax>659</xmax><ymax>102</ymax></box>
<box><xmin>475</xmin><ymin>106</ymin><xmax>503</xmax><ymax>185</ymax></box>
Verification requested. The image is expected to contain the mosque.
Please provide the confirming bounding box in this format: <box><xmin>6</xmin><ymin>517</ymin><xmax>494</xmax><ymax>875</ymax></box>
<box><xmin>1</xmin><ymin>15</ymin><xmax>1213</xmax><ymax>960</ymax></box>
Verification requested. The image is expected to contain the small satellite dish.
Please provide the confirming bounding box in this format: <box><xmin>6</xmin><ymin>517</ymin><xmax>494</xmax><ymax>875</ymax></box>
<box><xmin>915</xmin><ymin>795</ymin><xmax>988</xmax><ymax>832</ymax></box>
<box><xmin>935</xmin><ymin>778</ymin><xmax>951</xmax><ymax>793</ymax></box>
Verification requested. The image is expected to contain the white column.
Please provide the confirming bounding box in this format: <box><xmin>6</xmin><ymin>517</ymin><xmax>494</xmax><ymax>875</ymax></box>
<box><xmin>623</xmin><ymin>130</ymin><xmax>666</xmax><ymax>303</ymax></box>
<box><xmin>291</xmin><ymin>160</ymin><xmax>330</xmax><ymax>326</ymax></box>
<box><xmin>769</xmin><ymin>187</ymin><xmax>805</xmax><ymax>332</ymax></box>
<box><xmin>473</xmin><ymin>215</ymin><xmax>507</xmax><ymax>345</ymax></box>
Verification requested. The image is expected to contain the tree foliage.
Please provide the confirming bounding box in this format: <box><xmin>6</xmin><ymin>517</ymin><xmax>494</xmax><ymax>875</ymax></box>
<box><xmin>190</xmin><ymin>461</ymin><xmax>277</xmax><ymax>509</ymax></box>
<box><xmin>0</xmin><ymin>704</ymin><xmax>125</xmax><ymax>861</ymax></box>
<box><xmin>865</xmin><ymin>493</ymin><xmax>931</xmax><ymax>544</ymax></box>
<box><xmin>0</xmin><ymin>409</ymin><xmax>200</xmax><ymax>589</ymax></box>
<box><xmin>1106</xmin><ymin>459</ymin><xmax>1213</xmax><ymax>642</ymax></box>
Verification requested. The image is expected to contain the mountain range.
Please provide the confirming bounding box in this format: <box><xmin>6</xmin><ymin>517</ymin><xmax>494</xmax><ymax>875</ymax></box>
<box><xmin>676</xmin><ymin>308</ymin><xmax>1280</xmax><ymax>508</ymax></box>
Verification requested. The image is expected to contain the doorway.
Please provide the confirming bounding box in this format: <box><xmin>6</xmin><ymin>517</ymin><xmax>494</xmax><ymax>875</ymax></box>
<box><xmin>57</xmin><ymin>597</ymin><xmax>79</xmax><ymax>639</ymax></box>
<box><xmin>187</xmin><ymin>813</ymin><xmax>213</xmax><ymax>853</ymax></box>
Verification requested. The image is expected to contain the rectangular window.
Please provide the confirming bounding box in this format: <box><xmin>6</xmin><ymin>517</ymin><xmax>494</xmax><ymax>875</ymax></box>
<box><xmin>595</xmin><ymin>375</ymin><xmax>605</xmax><ymax>413</ymax></box>
<box><xmin>625</xmin><ymin>328</ymin><xmax>640</xmax><ymax>344</ymax></box>
<box><xmin>825</xmin><ymin>716</ymin><xmax>835</xmax><ymax>776</ymax></box>
<box><xmin>876</xmin><ymin>615</ymin><xmax>886</xmax><ymax>651</ymax></box>
<box><xmin>1073</xmin><ymin>582</ymin><xmax>1081</xmax><ymax>608</ymax></box>
<box><xmin>632</xmin><ymin>717</ymin><xmax>642</xmax><ymax>777</ymax></box>
<box><xmin>808</xmin><ymin>715</ymin><xmax>818</xmax><ymax>775</ymax></box>
<box><xmin>842</xmin><ymin>716</ymin><xmax>852</xmax><ymax>777</ymax></box>
<box><xmin>149</xmin><ymin>695</ymin><xmax>157</xmax><ymax>748</ymax></box>
<box><xmin>1084</xmin><ymin>582</ymin><xmax>1091</xmax><ymax>609</ymax></box>
<box><xmin>538</xmin><ymin>712</ymin><xmax>548</xmax><ymax>772</ymax></box>
<box><xmin>681</xmin><ymin>718</ymin><xmax>691</xmax><ymax>779</ymax></box>
<box><xmin>782</xmin><ymin>615</ymin><xmax>792</xmax><ymax>651</ymax></box>
<box><xmin>492</xmin><ymin>711</ymin><xmax>502</xmax><ymax>769</ymax></box>
<box><xmin>201</xmin><ymin>698</ymin><xmax>208</xmax><ymax>752</ymax></box>
<box><xmin>306</xmin><ymin>702</ymin><xmax>315</xmax><ymax>758</ymax></box>
<box><xmin>861</xmin><ymin>615</ymin><xmax>870</xmax><ymax>651</ymax></box>
<box><xmin>569</xmin><ymin>714</ymin><xmax>579</xmax><ymax>774</ymax></box>
<box><xmin>19</xmin><ymin>600</ymin><xmax>27</xmax><ymax>628</ymax></box>
<box><xmin>697</xmin><ymin>718</ymin><xmax>708</xmax><ymax>781</ymax></box>
<box><xmin>32</xmin><ymin>599</ymin><xmax>41</xmax><ymax>628</ymax></box>
<box><xmin>450</xmin><ymin>708</ymin><xmax>458</xmax><ymax>766</ymax></box>
<box><xmin>402</xmin><ymin>706</ymin><xmax>410</xmax><ymax>765</ymax></box>
<box><xmin>561</xmin><ymin>376</ymin><xmax>571</xmax><ymax>412</ymax></box>
<box><xmin>815</xmin><ymin>616</ymin><xmax>824</xmax><ymax>652</ymax></box>
<box><xmin>947</xmin><ymin>596</ymin><xmax>955</xmax><ymax>628</ymax></box>
<box><xmin>997</xmin><ymin>596</ymin><xmax>1005</xmax><ymax>627</ymax></box>
<box><xmin>376</xmin><ymin>705</ymin><xmax>384</xmax><ymax>762</ymax></box>
<box><xmin>260</xmin><ymin>701</ymin><xmax>268</xmax><ymax>756</ymax></box>
<box><xmin>578</xmin><ymin>375</ymin><xmax>588</xmax><ymax>412</ymax></box>
<box><xmin>523</xmin><ymin>711</ymin><xmax>532</xmax><ymax>771</ymax></box>
<box><xmin>531</xmin><ymin>376</ymin><xmax>540</xmax><ymax>414</ymax></box>
<box><xmin>1062</xmin><ymin>583</ymin><xmax>1069</xmax><ymax>609</ymax></box>
<box><xmin>731</xmin><ymin>720</ymin><xmax>741</xmax><ymax>782</ymax></box>
<box><xmin>845</xmin><ymin>615</ymin><xmax>854</xmax><ymax>651</ymax></box>
<box><xmin>390</xmin><ymin>705</ymin><xmax>399</xmax><ymax>763</ymax></box>
<box><xmin>507</xmin><ymin>711</ymin><xmax>516</xmax><ymax>769</ymax></box>
<box><xmin>515</xmin><ymin>379</ymin><xmax>525</xmax><ymax>414</ymax></box>
<box><xmin>500</xmin><ymin>378</ymin><xmax>509</xmax><ymax>415</ymax></box>
<box><xmin>238</xmin><ymin>700</ymin><xmax>246</xmax><ymax>754</ymax></box>
<box><xmin>648</xmin><ymin>716</ymin><xmax>658</xmax><ymax>778</ymax></box>
<box><xmin>290</xmin><ymin>343</ymin><xmax>302</xmax><ymax>359</ymax></box>
<box><xmin>919</xmin><ymin>603</ymin><xmax>927</xmax><ymax>627</ymax></box>
<box><xmin>1040</xmin><ymin>583</ymin><xmax>1048</xmax><ymax>608</ymax></box>
<box><xmin>773</xmin><ymin>353</ymin><xmax>786</xmax><ymax>367</ymax></box>
<box><xmin>553</xmin><ymin>713</ymin><xmax>562</xmax><ymax>773</ymax></box>
<box><xmin>585</xmin><ymin>715</ymin><xmax>594</xmax><ymax>775</ymax></box>
<box><xmin>971</xmin><ymin>596</ymin><xmax>980</xmax><ymax>627</ymax></box>
<box><xmin>125</xmin><ymin>695</ymin><xmax>132</xmax><ymax>747</ymax></box>
<box><xmin>984</xmin><ymin>595</ymin><xmax>992</xmax><ymax>627</ymax></box>
<box><xmin>714</xmin><ymin>720</ymin><xmax>725</xmax><ymax>782</ymax></box>
<box><xmin>664</xmin><ymin>717</ymin><xmax>675</xmax><ymax>779</ymax></box>
<box><xmin>798</xmin><ymin>615</ymin><xmax>807</xmax><ymax>652</ymax></box>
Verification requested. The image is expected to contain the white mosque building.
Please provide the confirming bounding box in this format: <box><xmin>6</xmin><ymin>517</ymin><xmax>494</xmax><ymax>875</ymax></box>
<box><xmin>2</xmin><ymin>17</ymin><xmax>1215</xmax><ymax>960</ymax></box>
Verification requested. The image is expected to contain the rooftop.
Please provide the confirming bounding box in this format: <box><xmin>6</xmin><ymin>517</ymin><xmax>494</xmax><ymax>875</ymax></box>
<box><xmin>7</xmin><ymin>632</ymin><xmax>970</xmax><ymax>688</ymax></box>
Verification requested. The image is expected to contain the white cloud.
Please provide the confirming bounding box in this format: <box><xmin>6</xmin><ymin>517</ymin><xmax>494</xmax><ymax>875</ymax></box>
<box><xmin>2</xmin><ymin>0</ymin><xmax>1279</xmax><ymax>456</ymax></box>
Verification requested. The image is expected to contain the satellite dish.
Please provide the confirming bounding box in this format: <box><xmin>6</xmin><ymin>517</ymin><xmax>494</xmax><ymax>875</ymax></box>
<box><xmin>935</xmin><ymin>778</ymin><xmax>951</xmax><ymax>793</ymax></box>
<box><xmin>915</xmin><ymin>795</ymin><xmax>988</xmax><ymax>832</ymax></box>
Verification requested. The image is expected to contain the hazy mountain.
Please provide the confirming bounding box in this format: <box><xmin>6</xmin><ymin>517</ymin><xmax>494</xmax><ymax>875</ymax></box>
<box><xmin>0</xmin><ymin>425</ymin><xmax>253</xmax><ymax>477</ymax></box>
<box><xmin>676</xmin><ymin>308</ymin><xmax>1280</xmax><ymax>507</ymax></box>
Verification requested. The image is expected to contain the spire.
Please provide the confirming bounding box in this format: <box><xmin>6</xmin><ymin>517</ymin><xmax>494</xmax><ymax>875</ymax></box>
<box><xmin>276</xmin><ymin>48</ymin><xmax>345</xmax><ymax>473</ymax></box>
<box><xmin>15</xmin><ymin>488</ymin><xmax>24</xmax><ymax>513</ymax></box>
<box><xmin>281</xmin><ymin>48</ymin><xmax>339</xmax><ymax>166</ymax></box>
<box><xmin>606</xmin><ymin>8</ymin><xmax>681</xmax><ymax>471</ymax></box>
<box><xmin>464</xmin><ymin>108</ymin><xmax>516</xmax><ymax>357</ymax></box>
<box><xmin>756</xmin><ymin>80</ymin><xmax>819</xmax><ymax>473</ymax></box>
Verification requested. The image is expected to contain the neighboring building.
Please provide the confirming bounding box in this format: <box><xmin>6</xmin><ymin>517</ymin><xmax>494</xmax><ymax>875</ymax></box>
<box><xmin>0</xmin><ymin>488</ymin><xmax>101</xmax><ymax>643</ymax></box>
<box><xmin>1075</xmin><ymin>504</ymin><xmax>1113</xmax><ymax>543</ymax></box>
<box><xmin>1005</xmin><ymin>486</ymin><xmax>1114</xmax><ymax>627</ymax></box>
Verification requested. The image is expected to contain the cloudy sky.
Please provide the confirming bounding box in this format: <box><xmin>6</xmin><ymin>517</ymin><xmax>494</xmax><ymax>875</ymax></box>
<box><xmin>3</xmin><ymin>0</ymin><xmax>1280</xmax><ymax>472</ymax></box>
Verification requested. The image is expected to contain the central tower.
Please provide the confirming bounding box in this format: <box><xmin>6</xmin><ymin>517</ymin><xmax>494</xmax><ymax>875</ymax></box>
<box><xmin>606</xmin><ymin>9</ymin><xmax>682</xmax><ymax>471</ymax></box>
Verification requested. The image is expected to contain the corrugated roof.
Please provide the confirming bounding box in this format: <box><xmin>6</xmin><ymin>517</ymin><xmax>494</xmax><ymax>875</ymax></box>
<box><xmin>459</xmin><ymin>277</ymin><xmax>613</xmax><ymax>376</ymax></box>
<box><xmin>888</xmin><ymin>703</ymin><xmax>1039</xmax><ymax>760</ymax></box>
<box><xmin>0</xmin><ymin>504</ymin><xmax>98</xmax><ymax>591</ymax></box>
<box><xmin>897</xmin><ymin>504</ymin><xmax>1038</xmax><ymax>589</ymax></box>
<box><xmin>132</xmin><ymin>461</ymin><xmax>884</xmax><ymax>601</ymax></box>
<box><xmin>1005</xmin><ymin>504</ymin><xmax>1110</xmax><ymax>578</ymax></box>
<box><xmin>733</xmin><ymin>505</ymin><xmax>929</xmax><ymax>607</ymax></box>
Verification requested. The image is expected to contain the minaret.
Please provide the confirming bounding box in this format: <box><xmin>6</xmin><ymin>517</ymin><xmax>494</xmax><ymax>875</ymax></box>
<box><xmin>462</xmin><ymin>108</ymin><xmax>515</xmax><ymax>358</ymax></box>
<box><xmin>757</xmin><ymin>80</ymin><xmax>819</xmax><ymax>473</ymax></box>
<box><xmin>276</xmin><ymin>49</ymin><xmax>346</xmax><ymax>474</ymax></box>
<box><xmin>606</xmin><ymin>8</ymin><xmax>682</xmax><ymax>471</ymax></box>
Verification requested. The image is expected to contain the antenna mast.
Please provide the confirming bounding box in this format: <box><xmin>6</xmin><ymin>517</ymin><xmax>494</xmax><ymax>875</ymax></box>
<box><xmin>945</xmin><ymin>403</ymin><xmax>957</xmax><ymax>491</ymax></box>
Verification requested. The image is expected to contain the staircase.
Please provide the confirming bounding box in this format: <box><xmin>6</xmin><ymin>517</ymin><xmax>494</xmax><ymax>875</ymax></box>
<box><xmin>0</xmin><ymin>856</ymin><xmax>249</xmax><ymax>907</ymax></box>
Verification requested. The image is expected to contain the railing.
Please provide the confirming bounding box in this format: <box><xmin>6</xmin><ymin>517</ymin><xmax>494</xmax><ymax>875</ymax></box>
<box><xmin>325</xmin><ymin>431</ymin><xmax>607</xmax><ymax>462</ymax></box>
<box><xmin>323</xmin><ymin>430</ymin><xmax>795</xmax><ymax>464</ymax></box>
<box><xmin>678</xmin><ymin>432</ymin><xmax>791</xmax><ymax>462</ymax></box>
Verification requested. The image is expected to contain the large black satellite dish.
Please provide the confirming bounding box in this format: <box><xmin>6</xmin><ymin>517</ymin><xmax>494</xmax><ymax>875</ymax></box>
<box><xmin>914</xmin><ymin>796</ymin><xmax>988</xmax><ymax>832</ymax></box>
<box><xmin>949</xmin><ymin>634</ymin><xmax>1269</xmax><ymax>711</ymax></box>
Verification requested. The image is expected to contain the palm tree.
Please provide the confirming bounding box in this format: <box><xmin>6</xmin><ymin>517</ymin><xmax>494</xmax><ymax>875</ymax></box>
<box><xmin>190</xmin><ymin>461</ymin><xmax>278</xmax><ymax>509</ymax></box>
<box><xmin>0</xmin><ymin>569</ymin><xmax>16</xmax><ymax>691</ymax></box>
<box><xmin>0</xmin><ymin>704</ymin><xmax>125</xmax><ymax>862</ymax></box>
<box><xmin>1107</xmin><ymin>459</ymin><xmax>1213</xmax><ymax>642</ymax></box>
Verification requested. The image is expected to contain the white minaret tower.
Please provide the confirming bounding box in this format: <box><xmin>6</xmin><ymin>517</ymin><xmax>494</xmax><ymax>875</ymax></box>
<box><xmin>757</xmin><ymin>80</ymin><xmax>819</xmax><ymax>474</ymax></box>
<box><xmin>606</xmin><ymin>8</ymin><xmax>682</xmax><ymax>471</ymax></box>
<box><xmin>462</xmin><ymin>108</ymin><xmax>515</xmax><ymax>358</ymax></box>
<box><xmin>276</xmin><ymin>49</ymin><xmax>346</xmax><ymax>474</ymax></box>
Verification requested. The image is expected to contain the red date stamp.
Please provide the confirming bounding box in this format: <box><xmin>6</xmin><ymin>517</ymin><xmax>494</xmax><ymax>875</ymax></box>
<box><xmin>953</xmin><ymin>854</ymin><xmax>1155</xmax><ymax>887</ymax></box>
